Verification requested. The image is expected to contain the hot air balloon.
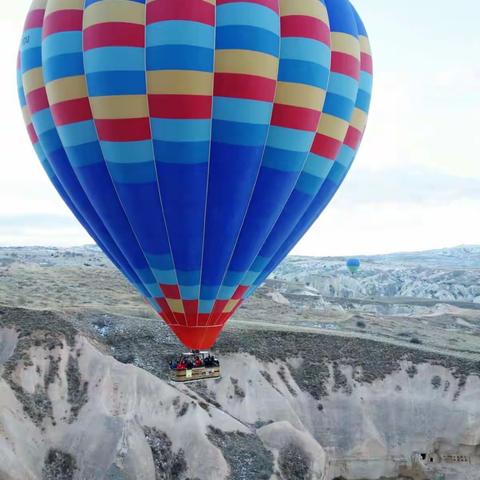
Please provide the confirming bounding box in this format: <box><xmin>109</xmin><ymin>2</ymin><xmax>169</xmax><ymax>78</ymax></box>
<box><xmin>346</xmin><ymin>258</ymin><xmax>361</xmax><ymax>274</ymax></box>
<box><xmin>18</xmin><ymin>0</ymin><xmax>372</xmax><ymax>354</ymax></box>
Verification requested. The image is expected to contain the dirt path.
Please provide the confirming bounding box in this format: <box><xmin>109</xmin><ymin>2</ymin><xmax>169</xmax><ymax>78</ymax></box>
<box><xmin>229</xmin><ymin>319</ymin><xmax>480</xmax><ymax>362</ymax></box>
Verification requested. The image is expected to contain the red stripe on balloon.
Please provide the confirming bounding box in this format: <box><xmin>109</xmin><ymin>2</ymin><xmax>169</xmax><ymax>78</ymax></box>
<box><xmin>214</xmin><ymin>73</ymin><xmax>276</xmax><ymax>102</ymax></box>
<box><xmin>281</xmin><ymin>16</ymin><xmax>330</xmax><ymax>46</ymax></box>
<box><xmin>83</xmin><ymin>23</ymin><xmax>145</xmax><ymax>51</ymax></box>
<box><xmin>50</xmin><ymin>98</ymin><xmax>92</xmax><ymax>126</ymax></box>
<box><xmin>26</xmin><ymin>87</ymin><xmax>49</xmax><ymax>115</ymax></box>
<box><xmin>173</xmin><ymin>312</ymin><xmax>187</xmax><ymax>324</ymax></box>
<box><xmin>344</xmin><ymin>126</ymin><xmax>362</xmax><ymax>150</ymax></box>
<box><xmin>310</xmin><ymin>133</ymin><xmax>342</xmax><ymax>160</ymax></box>
<box><xmin>331</xmin><ymin>52</ymin><xmax>360</xmax><ymax>80</ymax></box>
<box><xmin>147</xmin><ymin>0</ymin><xmax>215</xmax><ymax>26</ymax></box>
<box><xmin>27</xmin><ymin>123</ymin><xmax>38</xmax><ymax>144</ymax></box>
<box><xmin>24</xmin><ymin>9</ymin><xmax>45</xmax><ymax>30</ymax></box>
<box><xmin>160</xmin><ymin>284</ymin><xmax>181</xmax><ymax>299</ymax></box>
<box><xmin>183</xmin><ymin>300</ymin><xmax>199</xmax><ymax>317</ymax></box>
<box><xmin>197</xmin><ymin>313</ymin><xmax>210</xmax><ymax>326</ymax></box>
<box><xmin>43</xmin><ymin>10</ymin><xmax>83</xmax><ymax>38</ymax></box>
<box><xmin>270</xmin><ymin>104</ymin><xmax>321</xmax><ymax>132</ymax></box>
<box><xmin>155</xmin><ymin>298</ymin><xmax>177</xmax><ymax>325</ymax></box>
<box><xmin>148</xmin><ymin>95</ymin><xmax>212</xmax><ymax>119</ymax></box>
<box><xmin>216</xmin><ymin>0</ymin><xmax>279</xmax><ymax>14</ymax></box>
<box><xmin>95</xmin><ymin>118</ymin><xmax>151</xmax><ymax>141</ymax></box>
<box><xmin>232</xmin><ymin>285</ymin><xmax>249</xmax><ymax>300</ymax></box>
<box><xmin>361</xmin><ymin>53</ymin><xmax>373</xmax><ymax>74</ymax></box>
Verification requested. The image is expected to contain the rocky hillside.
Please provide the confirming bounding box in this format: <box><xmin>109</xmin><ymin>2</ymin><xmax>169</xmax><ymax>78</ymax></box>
<box><xmin>273</xmin><ymin>246</ymin><xmax>480</xmax><ymax>303</ymax></box>
<box><xmin>1</xmin><ymin>306</ymin><xmax>479</xmax><ymax>480</ymax></box>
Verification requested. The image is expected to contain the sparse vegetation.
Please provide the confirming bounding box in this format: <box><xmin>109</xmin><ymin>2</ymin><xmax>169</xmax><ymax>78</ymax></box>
<box><xmin>143</xmin><ymin>427</ymin><xmax>187</xmax><ymax>480</ymax></box>
<box><xmin>277</xmin><ymin>365</ymin><xmax>297</xmax><ymax>396</ymax></box>
<box><xmin>431</xmin><ymin>375</ymin><xmax>442</xmax><ymax>389</ymax></box>
<box><xmin>207</xmin><ymin>427</ymin><xmax>274</xmax><ymax>480</ymax></box>
<box><xmin>42</xmin><ymin>449</ymin><xmax>77</xmax><ymax>480</ymax></box>
<box><xmin>66</xmin><ymin>355</ymin><xmax>88</xmax><ymax>422</ymax></box>
<box><xmin>279</xmin><ymin>443</ymin><xmax>312</xmax><ymax>480</ymax></box>
<box><xmin>406</xmin><ymin>365</ymin><xmax>418</xmax><ymax>378</ymax></box>
<box><xmin>230</xmin><ymin>377</ymin><xmax>246</xmax><ymax>399</ymax></box>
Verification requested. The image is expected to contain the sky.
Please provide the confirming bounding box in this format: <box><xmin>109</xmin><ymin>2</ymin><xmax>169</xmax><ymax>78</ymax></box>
<box><xmin>0</xmin><ymin>1</ymin><xmax>479</xmax><ymax>256</ymax></box>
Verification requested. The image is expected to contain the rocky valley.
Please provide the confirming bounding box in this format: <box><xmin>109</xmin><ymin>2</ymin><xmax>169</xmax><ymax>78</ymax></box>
<box><xmin>0</xmin><ymin>246</ymin><xmax>479</xmax><ymax>480</ymax></box>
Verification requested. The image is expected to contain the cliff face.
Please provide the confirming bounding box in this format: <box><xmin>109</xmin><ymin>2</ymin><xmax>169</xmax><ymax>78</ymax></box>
<box><xmin>1</xmin><ymin>307</ymin><xmax>479</xmax><ymax>480</ymax></box>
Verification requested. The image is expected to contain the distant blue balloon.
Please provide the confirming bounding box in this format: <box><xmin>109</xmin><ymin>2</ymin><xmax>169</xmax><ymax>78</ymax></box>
<box><xmin>347</xmin><ymin>258</ymin><xmax>361</xmax><ymax>274</ymax></box>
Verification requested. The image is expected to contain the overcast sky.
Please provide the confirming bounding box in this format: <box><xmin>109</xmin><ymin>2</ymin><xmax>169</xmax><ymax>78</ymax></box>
<box><xmin>1</xmin><ymin>1</ymin><xmax>479</xmax><ymax>256</ymax></box>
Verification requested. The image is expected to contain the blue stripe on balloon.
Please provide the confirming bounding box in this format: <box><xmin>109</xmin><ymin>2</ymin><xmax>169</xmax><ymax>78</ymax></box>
<box><xmin>325</xmin><ymin>0</ymin><xmax>359</xmax><ymax>35</ymax></box>
<box><xmin>42</xmin><ymin>31</ymin><xmax>82</xmax><ymax>60</ymax></box>
<box><xmin>266</xmin><ymin>127</ymin><xmax>315</xmax><ymax>152</ymax></box>
<box><xmin>43</xmin><ymin>53</ymin><xmax>85</xmax><ymax>82</ymax></box>
<box><xmin>146</xmin><ymin>21</ymin><xmax>214</xmax><ymax>48</ymax></box>
<box><xmin>280</xmin><ymin>37</ymin><xmax>330</xmax><ymax>66</ymax></box>
<box><xmin>21</xmin><ymin>47</ymin><xmax>43</xmax><ymax>71</ymax></box>
<box><xmin>57</xmin><ymin>120</ymin><xmax>99</xmax><ymax>148</ymax></box>
<box><xmin>295</xmin><ymin>170</ymin><xmax>327</xmax><ymax>195</ymax></box>
<box><xmin>153</xmin><ymin>140</ymin><xmax>210</xmax><ymax>164</ymax></box>
<box><xmin>356</xmin><ymin>90</ymin><xmax>371</xmax><ymax>112</ymax></box>
<box><xmin>322</xmin><ymin>93</ymin><xmax>355</xmax><ymax>121</ymax></box>
<box><xmin>101</xmin><ymin>141</ymin><xmax>154</xmax><ymax>164</ymax></box>
<box><xmin>278</xmin><ymin>60</ymin><xmax>330</xmax><ymax>89</ymax></box>
<box><xmin>327</xmin><ymin>72</ymin><xmax>359</xmax><ymax>102</ymax></box>
<box><xmin>216</xmin><ymin>3</ymin><xmax>279</xmax><ymax>33</ymax></box>
<box><xmin>84</xmin><ymin>47</ymin><xmax>145</xmax><ymax>73</ymax></box>
<box><xmin>106</xmin><ymin>162</ymin><xmax>157</xmax><ymax>184</ymax></box>
<box><xmin>146</xmin><ymin>45</ymin><xmax>214</xmax><ymax>72</ymax></box>
<box><xmin>211</xmin><ymin>120</ymin><xmax>269</xmax><ymax>147</ymax></box>
<box><xmin>215</xmin><ymin>25</ymin><xmax>279</xmax><ymax>56</ymax></box>
<box><xmin>302</xmin><ymin>153</ymin><xmax>335</xmax><ymax>178</ymax></box>
<box><xmin>30</xmin><ymin>109</ymin><xmax>55</xmax><ymax>135</ymax></box>
<box><xmin>260</xmin><ymin>147</ymin><xmax>308</xmax><ymax>172</ymax></box>
<box><xmin>151</xmin><ymin>119</ymin><xmax>211</xmax><ymax>142</ymax></box>
<box><xmin>65</xmin><ymin>142</ymin><xmax>104</xmax><ymax>168</ymax></box>
<box><xmin>86</xmin><ymin>71</ymin><xmax>146</xmax><ymax>96</ymax></box>
<box><xmin>212</xmin><ymin>97</ymin><xmax>273</xmax><ymax>124</ymax></box>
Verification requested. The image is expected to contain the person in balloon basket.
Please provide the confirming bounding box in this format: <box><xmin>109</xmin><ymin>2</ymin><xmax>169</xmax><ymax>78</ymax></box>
<box><xmin>194</xmin><ymin>356</ymin><xmax>203</xmax><ymax>368</ymax></box>
<box><xmin>176</xmin><ymin>359</ymin><xmax>187</xmax><ymax>371</ymax></box>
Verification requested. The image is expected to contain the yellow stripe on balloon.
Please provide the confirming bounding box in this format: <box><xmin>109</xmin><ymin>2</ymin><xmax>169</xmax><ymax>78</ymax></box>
<box><xmin>359</xmin><ymin>35</ymin><xmax>372</xmax><ymax>56</ymax></box>
<box><xmin>147</xmin><ymin>71</ymin><xmax>213</xmax><ymax>96</ymax></box>
<box><xmin>89</xmin><ymin>95</ymin><xmax>149</xmax><ymax>119</ymax></box>
<box><xmin>22</xmin><ymin>105</ymin><xmax>32</xmax><ymax>126</ymax></box>
<box><xmin>214</xmin><ymin>50</ymin><xmax>278</xmax><ymax>80</ymax></box>
<box><xmin>274</xmin><ymin>82</ymin><xmax>326</xmax><ymax>111</ymax></box>
<box><xmin>331</xmin><ymin>32</ymin><xmax>360</xmax><ymax>60</ymax></box>
<box><xmin>316</xmin><ymin>113</ymin><xmax>350</xmax><ymax>141</ymax></box>
<box><xmin>83</xmin><ymin>0</ymin><xmax>144</xmax><ymax>27</ymax></box>
<box><xmin>167</xmin><ymin>299</ymin><xmax>185</xmax><ymax>314</ymax></box>
<box><xmin>223</xmin><ymin>299</ymin><xmax>240</xmax><ymax>313</ymax></box>
<box><xmin>350</xmin><ymin>108</ymin><xmax>367</xmax><ymax>131</ymax></box>
<box><xmin>45</xmin><ymin>76</ymin><xmax>87</xmax><ymax>104</ymax></box>
<box><xmin>29</xmin><ymin>0</ymin><xmax>47</xmax><ymax>10</ymax></box>
<box><xmin>280</xmin><ymin>0</ymin><xmax>329</xmax><ymax>26</ymax></box>
<box><xmin>45</xmin><ymin>0</ymin><xmax>83</xmax><ymax>14</ymax></box>
<box><xmin>22</xmin><ymin>67</ymin><xmax>44</xmax><ymax>95</ymax></box>
<box><xmin>351</xmin><ymin>107</ymin><xmax>368</xmax><ymax>132</ymax></box>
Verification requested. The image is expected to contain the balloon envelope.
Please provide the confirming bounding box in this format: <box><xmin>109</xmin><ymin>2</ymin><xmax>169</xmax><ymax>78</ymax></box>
<box><xmin>18</xmin><ymin>0</ymin><xmax>372</xmax><ymax>349</ymax></box>
<box><xmin>347</xmin><ymin>258</ymin><xmax>361</xmax><ymax>274</ymax></box>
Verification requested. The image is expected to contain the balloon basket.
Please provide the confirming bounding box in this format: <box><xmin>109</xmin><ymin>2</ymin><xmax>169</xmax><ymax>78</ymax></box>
<box><xmin>169</xmin><ymin>351</ymin><xmax>221</xmax><ymax>383</ymax></box>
